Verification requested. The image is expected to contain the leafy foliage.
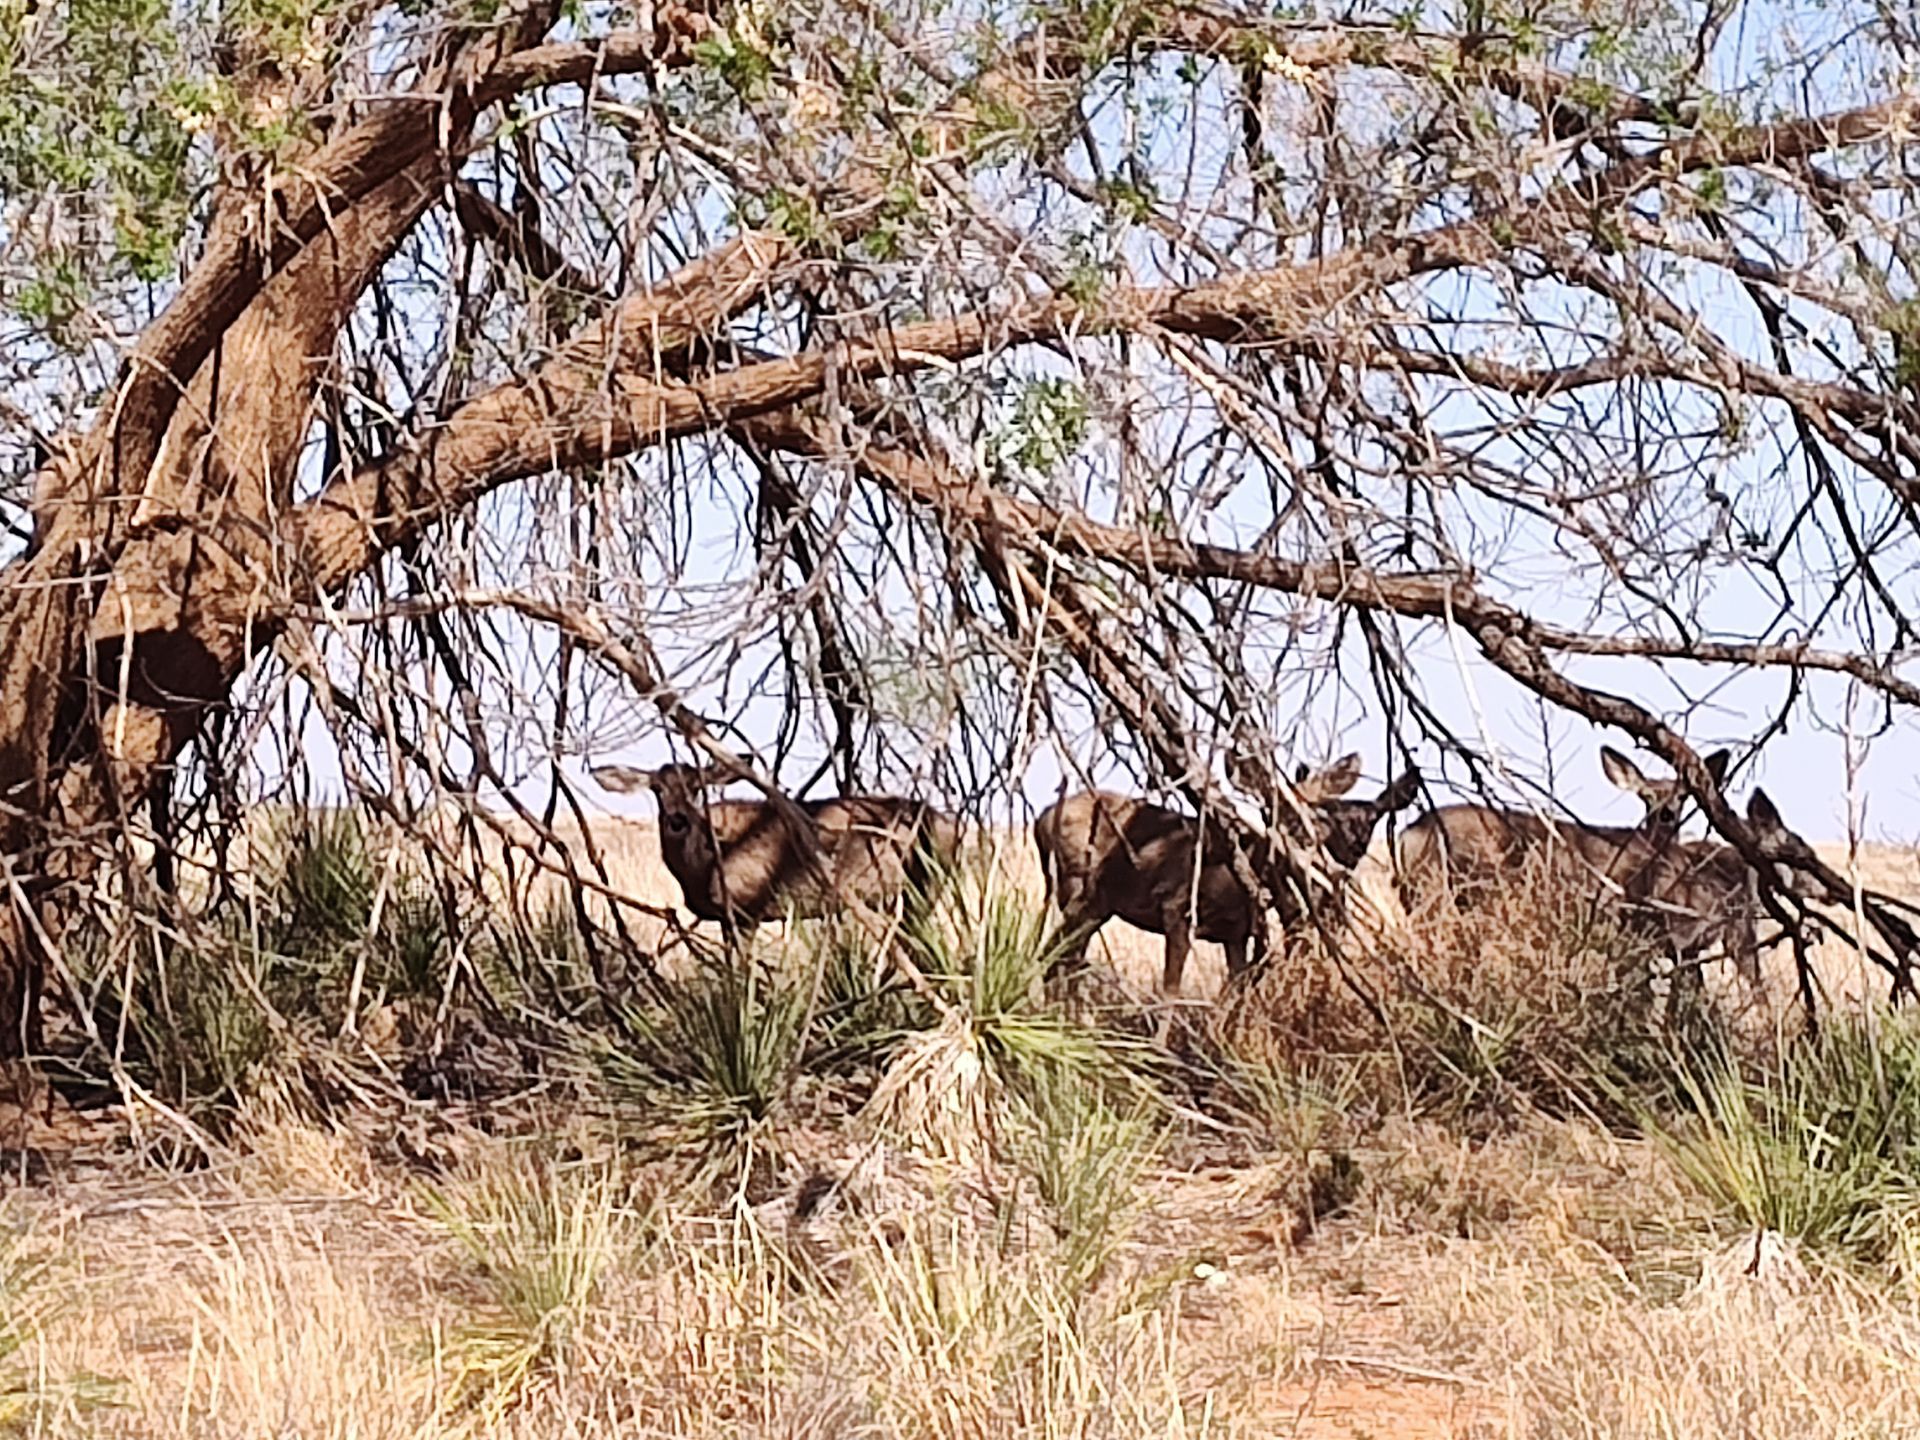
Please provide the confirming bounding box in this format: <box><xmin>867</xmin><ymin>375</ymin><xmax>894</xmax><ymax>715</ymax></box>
<box><xmin>992</xmin><ymin>376</ymin><xmax>1090</xmax><ymax>477</ymax></box>
<box><xmin>0</xmin><ymin>0</ymin><xmax>201</xmax><ymax>319</ymax></box>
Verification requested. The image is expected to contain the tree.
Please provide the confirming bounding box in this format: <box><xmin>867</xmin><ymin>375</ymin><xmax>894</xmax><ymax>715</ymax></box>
<box><xmin>1</xmin><ymin>0</ymin><xmax>1917</xmax><ymax>1052</ymax></box>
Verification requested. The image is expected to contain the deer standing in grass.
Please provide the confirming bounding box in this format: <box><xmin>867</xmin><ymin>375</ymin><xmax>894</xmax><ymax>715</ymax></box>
<box><xmin>1033</xmin><ymin>756</ymin><xmax>1422</xmax><ymax>995</ymax></box>
<box><xmin>1396</xmin><ymin>746</ymin><xmax>1770</xmax><ymax>993</ymax></box>
<box><xmin>593</xmin><ymin>762</ymin><xmax>961</xmax><ymax>930</ymax></box>
<box><xmin>1624</xmin><ymin>789</ymin><xmax>1809</xmax><ymax>995</ymax></box>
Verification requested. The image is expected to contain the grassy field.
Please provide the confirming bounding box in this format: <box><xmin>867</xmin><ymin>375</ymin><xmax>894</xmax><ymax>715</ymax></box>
<box><xmin>4</xmin><ymin>811</ymin><xmax>1919</xmax><ymax>1437</ymax></box>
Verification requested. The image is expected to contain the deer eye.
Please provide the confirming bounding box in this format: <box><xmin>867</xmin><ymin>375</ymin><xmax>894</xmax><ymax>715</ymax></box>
<box><xmin>665</xmin><ymin>814</ymin><xmax>690</xmax><ymax>835</ymax></box>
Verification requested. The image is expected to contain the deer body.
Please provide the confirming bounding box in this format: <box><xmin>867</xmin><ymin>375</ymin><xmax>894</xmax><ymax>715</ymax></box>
<box><xmin>1397</xmin><ymin>747</ymin><xmax>1769</xmax><ymax>993</ymax></box>
<box><xmin>1033</xmin><ymin>757</ymin><xmax>1420</xmax><ymax>995</ymax></box>
<box><xmin>1396</xmin><ymin>747</ymin><xmax>1730</xmax><ymax>909</ymax></box>
<box><xmin>1396</xmin><ymin>805</ymin><xmax>1668</xmax><ymax>905</ymax></box>
<box><xmin>596</xmin><ymin>763</ymin><xmax>960</xmax><ymax>927</ymax></box>
<box><xmin>1622</xmin><ymin>788</ymin><xmax>1803</xmax><ymax>995</ymax></box>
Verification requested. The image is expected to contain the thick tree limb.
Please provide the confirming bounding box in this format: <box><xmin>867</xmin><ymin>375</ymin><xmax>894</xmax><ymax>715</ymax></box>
<box><xmin>73</xmin><ymin>12</ymin><xmax>721</xmax><ymax>507</ymax></box>
<box><xmin>53</xmin><ymin>80</ymin><xmax>1920</xmax><ymax>836</ymax></box>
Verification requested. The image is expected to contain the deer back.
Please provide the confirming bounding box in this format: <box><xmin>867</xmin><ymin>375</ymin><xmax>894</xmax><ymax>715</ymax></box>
<box><xmin>1033</xmin><ymin>791</ymin><xmax>1258</xmax><ymax>944</ymax></box>
<box><xmin>1396</xmin><ymin>747</ymin><xmax>1731</xmax><ymax>909</ymax></box>
<box><xmin>659</xmin><ymin>786</ymin><xmax>956</xmax><ymax>924</ymax></box>
<box><xmin>1398</xmin><ymin>803</ymin><xmax>1666</xmax><ymax>903</ymax></box>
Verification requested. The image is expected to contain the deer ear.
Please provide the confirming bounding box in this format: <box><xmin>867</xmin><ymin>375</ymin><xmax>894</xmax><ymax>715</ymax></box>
<box><xmin>1701</xmin><ymin>749</ymin><xmax>1732</xmax><ymax>788</ymax></box>
<box><xmin>1600</xmin><ymin>746</ymin><xmax>1650</xmax><ymax>797</ymax></box>
<box><xmin>1747</xmin><ymin>788</ymin><xmax>1784</xmax><ymax>833</ymax></box>
<box><xmin>1297</xmin><ymin>753</ymin><xmax>1362</xmax><ymax>803</ymax></box>
<box><xmin>591</xmin><ymin>765</ymin><xmax>651</xmax><ymax>795</ymax></box>
<box><xmin>1378</xmin><ymin>768</ymin><xmax>1422</xmax><ymax>813</ymax></box>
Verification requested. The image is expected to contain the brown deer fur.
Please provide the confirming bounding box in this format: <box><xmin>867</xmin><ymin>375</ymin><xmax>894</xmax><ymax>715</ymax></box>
<box><xmin>595</xmin><ymin>763</ymin><xmax>961</xmax><ymax>927</ymax></box>
<box><xmin>1624</xmin><ymin>788</ymin><xmax>1803</xmax><ymax>994</ymax></box>
<box><xmin>1033</xmin><ymin>756</ymin><xmax>1422</xmax><ymax>995</ymax></box>
<box><xmin>1397</xmin><ymin>747</ymin><xmax>1779</xmax><ymax>992</ymax></box>
<box><xmin>1396</xmin><ymin>747</ymin><xmax>1731</xmax><ymax>907</ymax></box>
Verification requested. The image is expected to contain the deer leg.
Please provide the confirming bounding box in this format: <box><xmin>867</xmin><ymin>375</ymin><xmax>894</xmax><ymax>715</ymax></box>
<box><xmin>1161</xmin><ymin>904</ymin><xmax>1193</xmax><ymax>996</ymax></box>
<box><xmin>1665</xmin><ymin>956</ymin><xmax>1706</xmax><ymax>1025</ymax></box>
<box><xmin>1223</xmin><ymin>911</ymin><xmax>1270</xmax><ymax>985</ymax></box>
<box><xmin>1222</xmin><ymin>936</ymin><xmax>1249</xmax><ymax>980</ymax></box>
<box><xmin>1731</xmin><ymin>930</ymin><xmax>1766</xmax><ymax>996</ymax></box>
<box><xmin>1045</xmin><ymin>892</ymin><xmax>1098</xmax><ymax>982</ymax></box>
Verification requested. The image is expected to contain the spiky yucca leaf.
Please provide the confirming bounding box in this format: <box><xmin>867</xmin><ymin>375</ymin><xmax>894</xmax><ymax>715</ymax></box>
<box><xmin>1641</xmin><ymin>1017</ymin><xmax>1920</xmax><ymax>1269</ymax></box>
<box><xmin>593</xmin><ymin>941</ymin><xmax>812</xmax><ymax>1178</ymax></box>
<box><xmin>421</xmin><ymin>1155</ymin><xmax>644</xmax><ymax>1421</ymax></box>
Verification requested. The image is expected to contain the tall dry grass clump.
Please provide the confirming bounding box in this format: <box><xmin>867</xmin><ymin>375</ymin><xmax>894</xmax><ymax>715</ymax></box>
<box><xmin>1638</xmin><ymin>1011</ymin><xmax>1920</xmax><ymax>1274</ymax></box>
<box><xmin>1390</xmin><ymin>856</ymin><xmax>1733</xmax><ymax>1119</ymax></box>
<box><xmin>1208</xmin><ymin>855</ymin><xmax>1741</xmax><ymax>1129</ymax></box>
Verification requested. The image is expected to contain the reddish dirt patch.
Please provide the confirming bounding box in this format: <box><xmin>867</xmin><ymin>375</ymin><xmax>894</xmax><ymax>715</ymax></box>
<box><xmin>1273</xmin><ymin>1371</ymin><xmax>1502</xmax><ymax>1438</ymax></box>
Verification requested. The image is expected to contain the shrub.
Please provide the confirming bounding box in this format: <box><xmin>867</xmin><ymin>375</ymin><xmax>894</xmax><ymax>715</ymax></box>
<box><xmin>422</xmin><ymin>1151</ymin><xmax>648</xmax><ymax>1421</ymax></box>
<box><xmin>1392</xmin><ymin>864</ymin><xmax>1730</xmax><ymax>1122</ymax></box>
<box><xmin>264</xmin><ymin>806</ymin><xmax>450</xmax><ymax>1005</ymax></box>
<box><xmin>593</xmin><ymin>939</ymin><xmax>814</xmax><ymax>1186</ymax></box>
<box><xmin>899</xmin><ymin>861</ymin><xmax>1147</xmax><ymax>1094</ymax></box>
<box><xmin>1214</xmin><ymin>860</ymin><xmax>1739</xmax><ymax>1130</ymax></box>
<box><xmin>66</xmin><ymin>804</ymin><xmax>457</xmax><ymax>1120</ymax></box>
<box><xmin>1007</xmin><ymin>1065</ymin><xmax>1159</xmax><ymax>1294</ymax></box>
<box><xmin>1645</xmin><ymin>1014</ymin><xmax>1920</xmax><ymax>1270</ymax></box>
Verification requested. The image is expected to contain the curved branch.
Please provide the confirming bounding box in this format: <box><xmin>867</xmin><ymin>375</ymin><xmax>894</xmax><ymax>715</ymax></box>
<box><xmin>74</xmin><ymin>15</ymin><xmax>720</xmax><ymax>504</ymax></box>
<box><xmin>743</xmin><ymin>413</ymin><xmax>1920</xmax><ymax>997</ymax></box>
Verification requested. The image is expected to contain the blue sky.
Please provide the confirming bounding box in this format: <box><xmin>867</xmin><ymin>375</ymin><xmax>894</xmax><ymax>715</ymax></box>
<box><xmin>562</xmin><ymin>0</ymin><xmax>1920</xmax><ymax>846</ymax></box>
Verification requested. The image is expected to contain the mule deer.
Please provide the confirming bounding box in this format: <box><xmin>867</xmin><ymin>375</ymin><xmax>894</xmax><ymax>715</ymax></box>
<box><xmin>1625</xmin><ymin>788</ymin><xmax>1806</xmax><ymax>995</ymax></box>
<box><xmin>1396</xmin><ymin>746</ymin><xmax>1732</xmax><ymax>910</ymax></box>
<box><xmin>1395</xmin><ymin>746</ymin><xmax>1782</xmax><ymax>993</ymax></box>
<box><xmin>594</xmin><ymin>762</ymin><xmax>961</xmax><ymax>929</ymax></box>
<box><xmin>1033</xmin><ymin>756</ymin><xmax>1422</xmax><ymax>995</ymax></box>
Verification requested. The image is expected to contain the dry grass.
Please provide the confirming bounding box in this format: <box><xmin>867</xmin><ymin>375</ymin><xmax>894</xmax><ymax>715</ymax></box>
<box><xmin>5</xmin><ymin>1103</ymin><xmax>1920</xmax><ymax>1438</ymax></box>
<box><xmin>15</xmin><ymin>809</ymin><xmax>1920</xmax><ymax>1438</ymax></box>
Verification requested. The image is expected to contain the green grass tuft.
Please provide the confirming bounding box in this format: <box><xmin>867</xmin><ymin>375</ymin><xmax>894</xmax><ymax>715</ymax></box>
<box><xmin>1643</xmin><ymin>1015</ymin><xmax>1920</xmax><ymax>1269</ymax></box>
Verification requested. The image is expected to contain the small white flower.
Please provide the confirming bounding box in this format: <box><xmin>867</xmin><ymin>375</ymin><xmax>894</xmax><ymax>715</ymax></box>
<box><xmin>1261</xmin><ymin>48</ymin><xmax>1320</xmax><ymax>90</ymax></box>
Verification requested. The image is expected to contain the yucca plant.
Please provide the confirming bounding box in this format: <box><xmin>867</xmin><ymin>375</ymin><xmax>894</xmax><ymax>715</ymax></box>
<box><xmin>861</xmin><ymin>863</ymin><xmax>1160</xmax><ymax>1184</ymax></box>
<box><xmin>897</xmin><ymin>864</ymin><xmax>1147</xmax><ymax>1095</ymax></box>
<box><xmin>266</xmin><ymin>807</ymin><xmax>461</xmax><ymax>1009</ymax></box>
<box><xmin>804</xmin><ymin>917</ymin><xmax>920</xmax><ymax>1072</ymax></box>
<box><xmin>372</xmin><ymin>873</ymin><xmax>449</xmax><ymax>1001</ymax></box>
<box><xmin>421</xmin><ymin>1153</ymin><xmax>646</xmax><ymax>1421</ymax></box>
<box><xmin>267</xmin><ymin>806</ymin><xmax>375</xmax><ymax>960</ymax></box>
<box><xmin>1641</xmin><ymin>1016</ymin><xmax>1920</xmax><ymax>1269</ymax></box>
<box><xmin>81</xmin><ymin>919</ymin><xmax>289</xmax><ymax>1118</ymax></box>
<box><xmin>594</xmin><ymin>939</ymin><xmax>814</xmax><ymax>1184</ymax></box>
<box><xmin>477</xmin><ymin>895</ymin><xmax>587</xmax><ymax>1013</ymax></box>
<box><xmin>1009</xmin><ymin>1064</ymin><xmax>1159</xmax><ymax>1296</ymax></box>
